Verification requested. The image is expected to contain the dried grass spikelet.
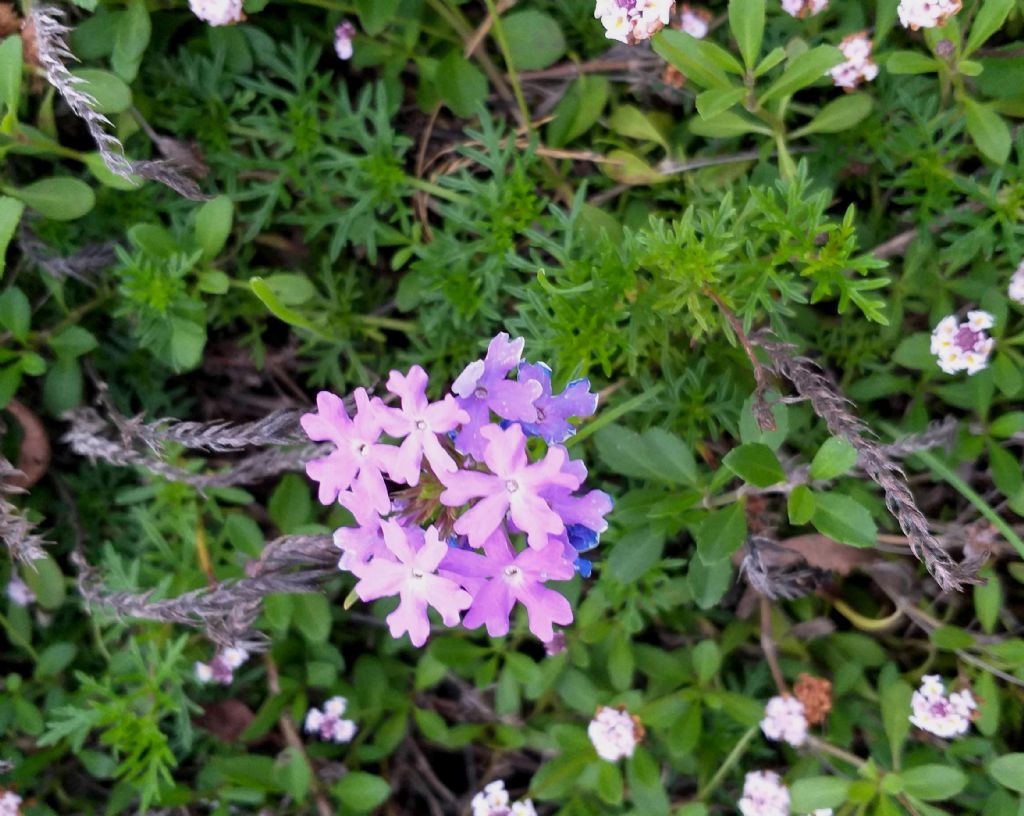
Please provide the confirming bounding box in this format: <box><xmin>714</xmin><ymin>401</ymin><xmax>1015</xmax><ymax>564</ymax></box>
<box><xmin>794</xmin><ymin>673</ymin><xmax>832</xmax><ymax>725</ymax></box>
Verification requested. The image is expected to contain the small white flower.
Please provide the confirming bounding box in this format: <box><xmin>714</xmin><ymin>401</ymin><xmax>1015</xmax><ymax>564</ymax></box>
<box><xmin>304</xmin><ymin>708</ymin><xmax>325</xmax><ymax>734</ymax></box>
<box><xmin>781</xmin><ymin>0</ymin><xmax>828</xmax><ymax>18</ymax></box>
<box><xmin>0</xmin><ymin>790</ymin><xmax>23</xmax><ymax>816</ymax></box>
<box><xmin>5</xmin><ymin>577</ymin><xmax>34</xmax><ymax>607</ymax></box>
<box><xmin>828</xmin><ymin>32</ymin><xmax>879</xmax><ymax>90</ymax></box>
<box><xmin>335</xmin><ymin>20</ymin><xmax>356</xmax><ymax>61</ymax></box>
<box><xmin>195</xmin><ymin>662</ymin><xmax>214</xmax><ymax>684</ymax></box>
<box><xmin>305</xmin><ymin>700</ymin><xmax>358</xmax><ymax>744</ymax></box>
<box><xmin>1009</xmin><ymin>261</ymin><xmax>1024</xmax><ymax>304</ymax></box>
<box><xmin>324</xmin><ymin>695</ymin><xmax>348</xmax><ymax>718</ymax></box>
<box><xmin>919</xmin><ymin>674</ymin><xmax>945</xmax><ymax>697</ymax></box>
<box><xmin>595</xmin><ymin>0</ymin><xmax>674</xmax><ymax>44</ymax></box>
<box><xmin>738</xmin><ymin>770</ymin><xmax>790</xmax><ymax>816</ymax></box>
<box><xmin>588</xmin><ymin>705</ymin><xmax>641</xmax><ymax>762</ymax></box>
<box><xmin>511</xmin><ymin>801</ymin><xmax>538</xmax><ymax>816</ymax></box>
<box><xmin>930</xmin><ymin>313</ymin><xmax>995</xmax><ymax>376</ymax></box>
<box><xmin>909</xmin><ymin>676</ymin><xmax>975</xmax><ymax>738</ymax></box>
<box><xmin>760</xmin><ymin>695</ymin><xmax>809</xmax><ymax>747</ymax></box>
<box><xmin>221</xmin><ymin>647</ymin><xmax>249</xmax><ymax>670</ymax></box>
<box><xmin>188</xmin><ymin>0</ymin><xmax>244</xmax><ymax>26</ymax></box>
<box><xmin>678</xmin><ymin>4</ymin><xmax>711</xmax><ymax>38</ymax></box>
<box><xmin>472</xmin><ymin>780</ymin><xmax>510</xmax><ymax>816</ymax></box>
<box><xmin>897</xmin><ymin>0</ymin><xmax>961</xmax><ymax>29</ymax></box>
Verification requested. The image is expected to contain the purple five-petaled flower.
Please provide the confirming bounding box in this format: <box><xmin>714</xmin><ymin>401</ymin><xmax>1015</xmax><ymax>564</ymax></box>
<box><xmin>441</xmin><ymin>528</ymin><xmax>574</xmax><ymax>642</ymax></box>
<box><xmin>451</xmin><ymin>333</ymin><xmax>543</xmax><ymax>459</ymax></box>
<box><xmin>439</xmin><ymin>423</ymin><xmax>581</xmax><ymax>549</ymax></box>
<box><xmin>349</xmin><ymin>520</ymin><xmax>472</xmax><ymax>647</ymax></box>
<box><xmin>379</xmin><ymin>365</ymin><xmax>469</xmax><ymax>485</ymax></box>
<box><xmin>301</xmin><ymin>389</ymin><xmax>396</xmax><ymax>512</ymax></box>
<box><xmin>518</xmin><ymin>362</ymin><xmax>598</xmax><ymax>444</ymax></box>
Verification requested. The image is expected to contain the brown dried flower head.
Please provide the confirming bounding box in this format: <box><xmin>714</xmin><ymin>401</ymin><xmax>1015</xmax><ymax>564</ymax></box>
<box><xmin>794</xmin><ymin>673</ymin><xmax>832</xmax><ymax>725</ymax></box>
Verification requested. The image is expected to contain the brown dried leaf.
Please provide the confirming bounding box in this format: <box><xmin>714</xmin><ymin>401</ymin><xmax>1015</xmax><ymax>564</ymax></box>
<box><xmin>194</xmin><ymin>699</ymin><xmax>256</xmax><ymax>743</ymax></box>
<box><xmin>776</xmin><ymin>533</ymin><xmax>877</xmax><ymax>576</ymax></box>
<box><xmin>5</xmin><ymin>400</ymin><xmax>50</xmax><ymax>489</ymax></box>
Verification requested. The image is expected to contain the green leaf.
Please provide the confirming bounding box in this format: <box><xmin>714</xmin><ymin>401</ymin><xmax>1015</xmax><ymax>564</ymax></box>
<box><xmin>989</xmin><ymin>754</ymin><xmax>1024</xmax><ymax>792</ymax></box>
<box><xmin>503</xmin><ymin>11</ymin><xmax>565</xmax><ymax>71</ymax></box>
<box><xmin>930</xmin><ymin>624</ymin><xmax>974</xmax><ymax>650</ymax></box>
<box><xmin>687</xmin><ymin>557</ymin><xmax>733</xmax><ymax>610</ymax></box>
<box><xmin>900</xmin><ymin>765</ymin><xmax>967</xmax><ymax>801</ymax></box>
<box><xmin>722</xmin><ymin>443</ymin><xmax>785</xmax><ymax>487</ymax></box>
<box><xmin>169</xmin><ymin>318</ymin><xmax>206</xmax><ymax>372</ymax></box>
<box><xmin>790</xmin><ymin>776</ymin><xmax>850</xmax><ymax>812</ymax></box>
<box><xmin>292</xmin><ymin>593</ymin><xmax>331</xmax><ymax>643</ymax></box>
<box><xmin>606</xmin><ymin>528</ymin><xmax>665</xmax><ymax>583</ymax></box>
<box><xmin>729</xmin><ymin>0</ymin><xmax>765</xmax><ymax>69</ymax></box>
<box><xmin>880</xmin><ymin>676</ymin><xmax>912</xmax><ymax>765</ymax></box>
<box><xmin>989</xmin><ymin>442</ymin><xmax>1023</xmax><ymax>502</ymax></box>
<box><xmin>21</xmin><ymin>554</ymin><xmax>66</xmax><ymax>610</ymax></box>
<box><xmin>0</xmin><ymin>195</ymin><xmax>23</xmax><ymax>277</ymax></box>
<box><xmin>43</xmin><ymin>358</ymin><xmax>83</xmax><ymax>415</ymax></box>
<box><xmin>810</xmin><ymin>437</ymin><xmax>859</xmax><ymax>480</ymax></box>
<box><xmin>811</xmin><ymin>491</ymin><xmax>876</xmax><ymax>547</ymax></box>
<box><xmin>47</xmin><ymin>326</ymin><xmax>98</xmax><ymax>359</ymax></box>
<box><xmin>195</xmin><ymin>195</ymin><xmax>233</xmax><ymax>260</ymax></box>
<box><xmin>594</xmin><ymin>424</ymin><xmax>697</xmax><ymax>485</ymax></box>
<box><xmin>691</xmin><ymin>640</ymin><xmax>721</xmax><ymax>685</ymax></box>
<box><xmin>11</xmin><ymin>178</ymin><xmax>95</xmax><ymax>221</ymax></box>
<box><xmin>793</xmin><ymin>93</ymin><xmax>873</xmax><ymax>137</ymax></box>
<box><xmin>111</xmin><ymin>0</ymin><xmax>151</xmax><ymax>82</ymax></box>
<box><xmin>0</xmin><ymin>286</ymin><xmax>30</xmax><ymax>341</ymax></box>
<box><xmin>596</xmin><ymin>762</ymin><xmax>624</xmax><ymax>805</ymax></box>
<box><xmin>696</xmin><ymin>87</ymin><xmax>747</xmax><ymax>120</ymax></box>
<box><xmin>964</xmin><ymin>97</ymin><xmax>1011</xmax><ymax>164</ymax></box>
<box><xmin>250</xmin><ymin>276</ymin><xmax>326</xmax><ymax>338</ymax></box>
<box><xmin>83</xmin><ymin>152</ymin><xmax>143</xmax><ymax>191</ymax></box>
<box><xmin>333</xmin><ymin>771</ymin><xmax>391</xmax><ymax>812</ymax></box>
<box><xmin>0</xmin><ymin>34</ymin><xmax>22</xmax><ymax>121</ymax></box>
<box><xmin>34</xmin><ymin>643</ymin><xmax>78</xmax><ymax>678</ymax></box>
<box><xmin>892</xmin><ymin>333</ymin><xmax>933</xmax><ymax>370</ymax></box>
<box><xmin>787</xmin><ymin>485</ymin><xmax>816</xmax><ymax>525</ymax></box>
<box><xmin>886</xmin><ymin>51</ymin><xmax>941</xmax><ymax>74</ymax></box>
<box><xmin>547</xmin><ymin>76</ymin><xmax>609</xmax><ymax>147</ymax></box>
<box><xmin>71</xmin><ymin>69</ymin><xmax>132</xmax><ymax>114</ymax></box>
<box><xmin>759</xmin><ymin>45</ymin><xmax>844</xmax><ymax>104</ymax></box>
<box><xmin>626</xmin><ymin>747</ymin><xmax>670</xmax><ymax>815</ymax></box>
<box><xmin>695</xmin><ymin>502</ymin><xmax>748</xmax><ymax>565</ymax></box>
<box><xmin>269</xmin><ymin>474</ymin><xmax>312</xmax><ymax>533</ymax></box>
<box><xmin>689</xmin><ymin>109</ymin><xmax>772</xmax><ymax>137</ymax></box>
<box><xmin>653</xmin><ymin>29</ymin><xmax>732</xmax><ymax>90</ymax></box>
<box><xmin>608</xmin><ymin>105</ymin><xmax>669</xmax><ymax>149</ymax></box>
<box><xmin>355</xmin><ymin>0</ymin><xmax>400</xmax><ymax>35</ymax></box>
<box><xmin>436</xmin><ymin>51</ymin><xmax>488</xmax><ymax>118</ymax></box>
<box><xmin>990</xmin><ymin>412</ymin><xmax>1024</xmax><ymax>438</ymax></box>
<box><xmin>754</xmin><ymin>46</ymin><xmax>786</xmax><ymax>77</ymax></box>
<box><xmin>739</xmin><ymin>391</ymin><xmax>789</xmax><ymax>449</ymax></box>
<box><xmin>974</xmin><ymin>571</ymin><xmax>1002</xmax><ymax>634</ymax></box>
<box><xmin>965</xmin><ymin>0</ymin><xmax>1015</xmax><ymax>54</ymax></box>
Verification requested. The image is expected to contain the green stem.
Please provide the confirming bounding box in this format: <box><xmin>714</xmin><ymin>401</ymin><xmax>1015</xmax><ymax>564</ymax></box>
<box><xmin>480</xmin><ymin>0</ymin><xmax>531</xmax><ymax>129</ymax></box>
<box><xmin>698</xmin><ymin>725</ymin><xmax>758</xmax><ymax>801</ymax></box>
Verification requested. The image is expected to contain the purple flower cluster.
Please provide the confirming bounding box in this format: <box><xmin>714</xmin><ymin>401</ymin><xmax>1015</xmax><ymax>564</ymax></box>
<box><xmin>302</xmin><ymin>333</ymin><xmax>610</xmax><ymax>647</ymax></box>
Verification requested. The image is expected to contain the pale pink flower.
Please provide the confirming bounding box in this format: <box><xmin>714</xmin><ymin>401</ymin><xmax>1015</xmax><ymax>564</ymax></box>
<box><xmin>760</xmin><ymin>695</ymin><xmax>809</xmax><ymax>746</ymax></box>
<box><xmin>898</xmin><ymin>0</ymin><xmax>961</xmax><ymax>29</ymax></box>
<box><xmin>588</xmin><ymin>706</ymin><xmax>641</xmax><ymax>761</ymax></box>
<box><xmin>335</xmin><ymin>20</ymin><xmax>356</xmax><ymax>60</ymax></box>
<box><xmin>678</xmin><ymin>4</ymin><xmax>711</xmax><ymax>38</ymax></box>
<box><xmin>189</xmin><ymin>0</ymin><xmax>243</xmax><ymax>26</ymax></box>
<box><xmin>909</xmin><ymin>675</ymin><xmax>976</xmax><ymax>738</ymax></box>
<box><xmin>781</xmin><ymin>0</ymin><xmax>827</xmax><ymax>18</ymax></box>
<box><xmin>6</xmin><ymin>577</ymin><xmax>34</xmax><ymax>607</ymax></box>
<box><xmin>1009</xmin><ymin>260</ymin><xmax>1024</xmax><ymax>305</ymax></box>
<box><xmin>594</xmin><ymin>0</ymin><xmax>675</xmax><ymax>44</ymax></box>
<box><xmin>828</xmin><ymin>32</ymin><xmax>879</xmax><ymax>90</ymax></box>
<box><xmin>739</xmin><ymin>770</ymin><xmax>790</xmax><ymax>816</ymax></box>
<box><xmin>930</xmin><ymin>311</ymin><xmax>995</xmax><ymax>375</ymax></box>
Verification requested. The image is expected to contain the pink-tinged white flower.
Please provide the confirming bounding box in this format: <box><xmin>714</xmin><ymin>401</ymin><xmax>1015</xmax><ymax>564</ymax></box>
<box><xmin>594</xmin><ymin>0</ymin><xmax>675</xmax><ymax>45</ymax></box>
<box><xmin>1009</xmin><ymin>261</ymin><xmax>1024</xmax><ymax>305</ymax></box>
<box><xmin>678</xmin><ymin>4</ymin><xmax>711</xmax><ymax>37</ymax></box>
<box><xmin>898</xmin><ymin>0</ymin><xmax>961</xmax><ymax>29</ymax></box>
<box><xmin>760</xmin><ymin>695</ymin><xmax>809</xmax><ymax>747</ymax></box>
<box><xmin>439</xmin><ymin>423</ymin><xmax>581</xmax><ymax>549</ymax></box>
<box><xmin>909</xmin><ymin>675</ymin><xmax>976</xmax><ymax>738</ymax></box>
<box><xmin>738</xmin><ymin>770</ymin><xmax>790</xmax><ymax>816</ymax></box>
<box><xmin>452</xmin><ymin>333</ymin><xmax>543</xmax><ymax>459</ymax></box>
<box><xmin>0</xmin><ymin>791</ymin><xmax>22</xmax><ymax>816</ymax></box>
<box><xmin>471</xmin><ymin>780</ymin><xmax>538</xmax><ymax>816</ymax></box>
<box><xmin>828</xmin><ymin>32</ymin><xmax>879</xmax><ymax>90</ymax></box>
<box><xmin>6</xmin><ymin>577</ymin><xmax>34</xmax><ymax>607</ymax></box>
<box><xmin>781</xmin><ymin>0</ymin><xmax>827</xmax><ymax>17</ymax></box>
<box><xmin>305</xmin><ymin>695</ymin><xmax>358</xmax><ymax>744</ymax></box>
<box><xmin>379</xmin><ymin>365</ymin><xmax>469</xmax><ymax>485</ymax></box>
<box><xmin>350</xmin><ymin>521</ymin><xmax>472</xmax><ymax>647</ymax></box>
<box><xmin>335</xmin><ymin>20</ymin><xmax>356</xmax><ymax>60</ymax></box>
<box><xmin>588</xmin><ymin>705</ymin><xmax>642</xmax><ymax>761</ymax></box>
<box><xmin>195</xmin><ymin>646</ymin><xmax>248</xmax><ymax>685</ymax></box>
<box><xmin>518</xmin><ymin>362</ymin><xmax>598</xmax><ymax>444</ymax></box>
<box><xmin>188</xmin><ymin>0</ymin><xmax>243</xmax><ymax>26</ymax></box>
<box><xmin>301</xmin><ymin>389</ymin><xmax>396</xmax><ymax>511</ymax></box>
<box><xmin>442</xmin><ymin>528</ymin><xmax>575</xmax><ymax>642</ymax></box>
<box><xmin>930</xmin><ymin>311</ymin><xmax>995</xmax><ymax>375</ymax></box>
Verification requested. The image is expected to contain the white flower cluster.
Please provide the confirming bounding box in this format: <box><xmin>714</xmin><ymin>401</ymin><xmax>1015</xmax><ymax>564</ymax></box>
<box><xmin>304</xmin><ymin>696</ymin><xmax>358</xmax><ymax>744</ymax></box>
<box><xmin>335</xmin><ymin>20</ymin><xmax>356</xmax><ymax>61</ymax></box>
<box><xmin>897</xmin><ymin>0</ymin><xmax>961</xmax><ymax>30</ymax></box>
<box><xmin>6</xmin><ymin>577</ymin><xmax>34</xmax><ymax>607</ymax></box>
<box><xmin>0</xmin><ymin>790</ymin><xmax>22</xmax><ymax>816</ymax></box>
<box><xmin>781</xmin><ymin>0</ymin><xmax>828</xmax><ymax>18</ymax></box>
<box><xmin>678</xmin><ymin>4</ymin><xmax>711</xmax><ymax>38</ymax></box>
<box><xmin>594</xmin><ymin>0</ymin><xmax>675</xmax><ymax>44</ymax></box>
<box><xmin>829</xmin><ymin>32</ymin><xmax>879</xmax><ymax>90</ymax></box>
<box><xmin>930</xmin><ymin>311</ymin><xmax>995</xmax><ymax>375</ymax></box>
<box><xmin>760</xmin><ymin>695</ymin><xmax>809</xmax><ymax>747</ymax></box>
<box><xmin>1009</xmin><ymin>261</ymin><xmax>1024</xmax><ymax>305</ymax></box>
<box><xmin>588</xmin><ymin>705</ymin><xmax>641</xmax><ymax>761</ymax></box>
<box><xmin>195</xmin><ymin>647</ymin><xmax>249</xmax><ymax>685</ymax></box>
<box><xmin>188</xmin><ymin>0</ymin><xmax>244</xmax><ymax>26</ymax></box>
<box><xmin>471</xmin><ymin>780</ymin><xmax>537</xmax><ymax>816</ymax></box>
<box><xmin>909</xmin><ymin>675</ymin><xmax>976</xmax><ymax>738</ymax></box>
<box><xmin>739</xmin><ymin>771</ymin><xmax>789</xmax><ymax>816</ymax></box>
